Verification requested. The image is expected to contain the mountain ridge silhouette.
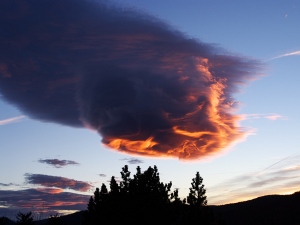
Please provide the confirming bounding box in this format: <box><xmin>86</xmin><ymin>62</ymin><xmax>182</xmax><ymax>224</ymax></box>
<box><xmin>211</xmin><ymin>191</ymin><xmax>300</xmax><ymax>225</ymax></box>
<box><xmin>2</xmin><ymin>191</ymin><xmax>300</xmax><ymax>225</ymax></box>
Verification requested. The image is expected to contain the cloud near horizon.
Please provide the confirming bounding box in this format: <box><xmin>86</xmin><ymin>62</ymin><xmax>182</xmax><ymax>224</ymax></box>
<box><xmin>208</xmin><ymin>155</ymin><xmax>300</xmax><ymax>205</ymax></box>
<box><xmin>38</xmin><ymin>159</ymin><xmax>80</xmax><ymax>168</ymax></box>
<box><xmin>0</xmin><ymin>188</ymin><xmax>88</xmax><ymax>216</ymax></box>
<box><xmin>25</xmin><ymin>174</ymin><xmax>92</xmax><ymax>192</ymax></box>
<box><xmin>0</xmin><ymin>0</ymin><xmax>261</xmax><ymax>159</ymax></box>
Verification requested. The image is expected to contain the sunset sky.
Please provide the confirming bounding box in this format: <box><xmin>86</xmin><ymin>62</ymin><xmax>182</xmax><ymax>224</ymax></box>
<box><xmin>1</xmin><ymin>0</ymin><xmax>300</xmax><ymax>218</ymax></box>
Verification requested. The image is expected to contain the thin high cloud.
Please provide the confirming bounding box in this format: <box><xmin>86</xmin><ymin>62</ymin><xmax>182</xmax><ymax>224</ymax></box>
<box><xmin>25</xmin><ymin>174</ymin><xmax>92</xmax><ymax>192</ymax></box>
<box><xmin>38</xmin><ymin>159</ymin><xmax>79</xmax><ymax>168</ymax></box>
<box><xmin>241</xmin><ymin>113</ymin><xmax>286</xmax><ymax>121</ymax></box>
<box><xmin>0</xmin><ymin>116</ymin><xmax>25</xmax><ymax>126</ymax></box>
<box><xmin>269</xmin><ymin>50</ymin><xmax>300</xmax><ymax>60</ymax></box>
<box><xmin>208</xmin><ymin>155</ymin><xmax>300</xmax><ymax>205</ymax></box>
<box><xmin>0</xmin><ymin>0</ymin><xmax>261</xmax><ymax>160</ymax></box>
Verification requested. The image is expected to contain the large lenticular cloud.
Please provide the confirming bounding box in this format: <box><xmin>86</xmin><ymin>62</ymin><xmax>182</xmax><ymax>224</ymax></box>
<box><xmin>0</xmin><ymin>0</ymin><xmax>260</xmax><ymax>159</ymax></box>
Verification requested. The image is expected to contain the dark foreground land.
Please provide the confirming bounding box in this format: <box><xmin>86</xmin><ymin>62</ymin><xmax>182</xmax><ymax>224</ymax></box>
<box><xmin>2</xmin><ymin>192</ymin><xmax>300</xmax><ymax>225</ymax></box>
<box><xmin>211</xmin><ymin>191</ymin><xmax>300</xmax><ymax>225</ymax></box>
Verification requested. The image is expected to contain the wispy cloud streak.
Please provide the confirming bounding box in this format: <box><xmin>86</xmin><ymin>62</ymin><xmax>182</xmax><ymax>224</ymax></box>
<box><xmin>241</xmin><ymin>113</ymin><xmax>286</xmax><ymax>121</ymax></box>
<box><xmin>268</xmin><ymin>50</ymin><xmax>300</xmax><ymax>60</ymax></box>
<box><xmin>256</xmin><ymin>154</ymin><xmax>295</xmax><ymax>175</ymax></box>
<box><xmin>0</xmin><ymin>116</ymin><xmax>25</xmax><ymax>126</ymax></box>
<box><xmin>208</xmin><ymin>155</ymin><xmax>300</xmax><ymax>205</ymax></box>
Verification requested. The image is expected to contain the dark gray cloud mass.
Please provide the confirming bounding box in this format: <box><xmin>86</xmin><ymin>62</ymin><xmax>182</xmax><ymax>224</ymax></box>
<box><xmin>38</xmin><ymin>158</ymin><xmax>79</xmax><ymax>168</ymax></box>
<box><xmin>0</xmin><ymin>0</ymin><xmax>260</xmax><ymax>159</ymax></box>
<box><xmin>121</xmin><ymin>158</ymin><xmax>144</xmax><ymax>164</ymax></box>
<box><xmin>25</xmin><ymin>173</ymin><xmax>92</xmax><ymax>192</ymax></box>
<box><xmin>0</xmin><ymin>183</ymin><xmax>15</xmax><ymax>187</ymax></box>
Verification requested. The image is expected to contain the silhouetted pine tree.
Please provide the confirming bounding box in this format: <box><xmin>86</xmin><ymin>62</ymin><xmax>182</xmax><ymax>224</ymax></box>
<box><xmin>87</xmin><ymin>196</ymin><xmax>95</xmax><ymax>213</ymax></box>
<box><xmin>120</xmin><ymin>165</ymin><xmax>130</xmax><ymax>193</ymax></box>
<box><xmin>83</xmin><ymin>184</ymin><xmax>110</xmax><ymax>225</ymax></box>
<box><xmin>82</xmin><ymin>165</ymin><xmax>219</xmax><ymax>225</ymax></box>
<box><xmin>182</xmin><ymin>172</ymin><xmax>217</xmax><ymax>225</ymax></box>
<box><xmin>187</xmin><ymin>172</ymin><xmax>207</xmax><ymax>207</ymax></box>
<box><xmin>16</xmin><ymin>212</ymin><xmax>34</xmax><ymax>225</ymax></box>
<box><xmin>109</xmin><ymin>176</ymin><xmax>119</xmax><ymax>194</ymax></box>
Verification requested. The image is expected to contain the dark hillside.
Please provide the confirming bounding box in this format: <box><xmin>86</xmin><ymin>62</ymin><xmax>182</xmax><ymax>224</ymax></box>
<box><xmin>33</xmin><ymin>192</ymin><xmax>300</xmax><ymax>225</ymax></box>
<box><xmin>34</xmin><ymin>211</ymin><xmax>84</xmax><ymax>225</ymax></box>
<box><xmin>211</xmin><ymin>191</ymin><xmax>300</xmax><ymax>225</ymax></box>
<box><xmin>0</xmin><ymin>217</ymin><xmax>16</xmax><ymax>225</ymax></box>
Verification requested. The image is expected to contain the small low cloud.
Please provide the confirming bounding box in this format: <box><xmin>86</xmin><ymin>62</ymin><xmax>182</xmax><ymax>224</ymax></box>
<box><xmin>0</xmin><ymin>116</ymin><xmax>25</xmax><ymax>126</ymax></box>
<box><xmin>38</xmin><ymin>158</ymin><xmax>79</xmax><ymax>168</ymax></box>
<box><xmin>120</xmin><ymin>158</ymin><xmax>144</xmax><ymax>164</ymax></box>
<box><xmin>25</xmin><ymin>174</ymin><xmax>92</xmax><ymax>192</ymax></box>
<box><xmin>0</xmin><ymin>183</ymin><xmax>15</xmax><ymax>187</ymax></box>
<box><xmin>264</xmin><ymin>114</ymin><xmax>286</xmax><ymax>121</ymax></box>
<box><xmin>99</xmin><ymin>174</ymin><xmax>106</xmax><ymax>177</ymax></box>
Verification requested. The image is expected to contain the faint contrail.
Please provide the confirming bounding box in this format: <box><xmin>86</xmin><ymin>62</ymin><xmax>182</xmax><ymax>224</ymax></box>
<box><xmin>268</xmin><ymin>50</ymin><xmax>300</xmax><ymax>61</ymax></box>
<box><xmin>0</xmin><ymin>116</ymin><xmax>25</xmax><ymax>126</ymax></box>
<box><xmin>256</xmin><ymin>154</ymin><xmax>295</xmax><ymax>175</ymax></box>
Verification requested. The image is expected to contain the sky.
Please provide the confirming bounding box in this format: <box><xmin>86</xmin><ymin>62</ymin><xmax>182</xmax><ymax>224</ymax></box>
<box><xmin>1</xmin><ymin>0</ymin><xmax>300</xmax><ymax>219</ymax></box>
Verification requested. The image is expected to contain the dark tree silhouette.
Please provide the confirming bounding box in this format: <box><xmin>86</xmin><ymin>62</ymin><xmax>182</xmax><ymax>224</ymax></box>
<box><xmin>83</xmin><ymin>183</ymin><xmax>110</xmax><ymax>225</ymax></box>
<box><xmin>187</xmin><ymin>172</ymin><xmax>207</xmax><ymax>207</ymax></box>
<box><xmin>109</xmin><ymin>176</ymin><xmax>119</xmax><ymax>194</ymax></box>
<box><xmin>83</xmin><ymin>165</ymin><xmax>218</xmax><ymax>225</ymax></box>
<box><xmin>16</xmin><ymin>212</ymin><xmax>34</xmax><ymax>225</ymax></box>
<box><xmin>181</xmin><ymin>172</ymin><xmax>217</xmax><ymax>225</ymax></box>
<box><xmin>120</xmin><ymin>165</ymin><xmax>130</xmax><ymax>193</ymax></box>
<box><xmin>0</xmin><ymin>217</ymin><xmax>6</xmax><ymax>225</ymax></box>
<box><xmin>47</xmin><ymin>214</ymin><xmax>63</xmax><ymax>225</ymax></box>
<box><xmin>87</xmin><ymin>196</ymin><xmax>95</xmax><ymax>214</ymax></box>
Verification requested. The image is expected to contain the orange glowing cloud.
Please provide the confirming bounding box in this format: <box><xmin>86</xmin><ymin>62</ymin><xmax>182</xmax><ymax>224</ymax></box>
<box><xmin>98</xmin><ymin>56</ymin><xmax>252</xmax><ymax>160</ymax></box>
<box><xmin>0</xmin><ymin>0</ymin><xmax>261</xmax><ymax>160</ymax></box>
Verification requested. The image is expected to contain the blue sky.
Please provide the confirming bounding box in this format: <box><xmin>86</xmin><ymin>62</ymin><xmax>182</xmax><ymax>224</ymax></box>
<box><xmin>1</xmin><ymin>0</ymin><xmax>300</xmax><ymax>218</ymax></box>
